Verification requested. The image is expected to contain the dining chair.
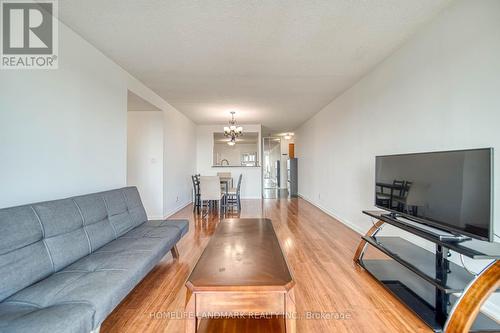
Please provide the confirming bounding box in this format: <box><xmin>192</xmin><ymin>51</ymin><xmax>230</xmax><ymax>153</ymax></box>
<box><xmin>191</xmin><ymin>175</ymin><xmax>201</xmax><ymax>213</ymax></box>
<box><xmin>393</xmin><ymin>180</ymin><xmax>414</xmax><ymax>211</ymax></box>
<box><xmin>199</xmin><ymin>176</ymin><xmax>225</xmax><ymax>216</ymax></box>
<box><xmin>391</xmin><ymin>180</ymin><xmax>408</xmax><ymax>210</ymax></box>
<box><xmin>225</xmin><ymin>174</ymin><xmax>242</xmax><ymax>211</ymax></box>
<box><xmin>376</xmin><ymin>179</ymin><xmax>404</xmax><ymax>209</ymax></box>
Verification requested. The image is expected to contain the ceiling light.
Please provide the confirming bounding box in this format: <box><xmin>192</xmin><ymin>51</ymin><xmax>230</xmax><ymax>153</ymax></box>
<box><xmin>223</xmin><ymin>111</ymin><xmax>243</xmax><ymax>145</ymax></box>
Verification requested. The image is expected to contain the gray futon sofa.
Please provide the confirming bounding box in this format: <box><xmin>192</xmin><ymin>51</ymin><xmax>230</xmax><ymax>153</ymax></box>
<box><xmin>0</xmin><ymin>186</ymin><xmax>188</xmax><ymax>333</ymax></box>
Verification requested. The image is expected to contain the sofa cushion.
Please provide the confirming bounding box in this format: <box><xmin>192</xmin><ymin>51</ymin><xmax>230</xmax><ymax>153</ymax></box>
<box><xmin>121</xmin><ymin>222</ymin><xmax>182</xmax><ymax>239</ymax></box>
<box><xmin>95</xmin><ymin>220</ymin><xmax>183</xmax><ymax>261</ymax></box>
<box><xmin>0</xmin><ymin>206</ymin><xmax>53</xmax><ymax>302</ymax></box>
<box><xmin>73</xmin><ymin>193</ymin><xmax>116</xmax><ymax>251</ymax></box>
<box><xmin>122</xmin><ymin>187</ymin><xmax>148</xmax><ymax>227</ymax></box>
<box><xmin>0</xmin><ymin>302</ymin><xmax>94</xmax><ymax>333</ymax></box>
<box><xmin>64</xmin><ymin>251</ymin><xmax>154</xmax><ymax>275</ymax></box>
<box><xmin>33</xmin><ymin>199</ymin><xmax>91</xmax><ymax>272</ymax></box>
<box><xmin>102</xmin><ymin>189</ymin><xmax>144</xmax><ymax>237</ymax></box>
<box><xmin>96</xmin><ymin>236</ymin><xmax>175</xmax><ymax>254</ymax></box>
<box><xmin>0</xmin><ymin>206</ymin><xmax>43</xmax><ymax>255</ymax></box>
<box><xmin>141</xmin><ymin>219</ymin><xmax>189</xmax><ymax>238</ymax></box>
<box><xmin>5</xmin><ymin>268</ymin><xmax>143</xmax><ymax>326</ymax></box>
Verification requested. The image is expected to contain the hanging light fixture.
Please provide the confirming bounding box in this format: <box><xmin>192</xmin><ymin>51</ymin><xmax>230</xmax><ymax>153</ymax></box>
<box><xmin>224</xmin><ymin>111</ymin><xmax>243</xmax><ymax>145</ymax></box>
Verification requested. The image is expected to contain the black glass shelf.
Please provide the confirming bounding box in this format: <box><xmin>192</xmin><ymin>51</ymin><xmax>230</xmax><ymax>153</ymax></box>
<box><xmin>363</xmin><ymin>210</ymin><xmax>500</xmax><ymax>259</ymax></box>
<box><xmin>362</xmin><ymin>236</ymin><xmax>474</xmax><ymax>293</ymax></box>
<box><xmin>360</xmin><ymin>259</ymin><xmax>500</xmax><ymax>332</ymax></box>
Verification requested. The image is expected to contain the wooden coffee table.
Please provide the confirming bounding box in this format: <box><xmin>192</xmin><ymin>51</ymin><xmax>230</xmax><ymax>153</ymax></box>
<box><xmin>185</xmin><ymin>218</ymin><xmax>296</xmax><ymax>332</ymax></box>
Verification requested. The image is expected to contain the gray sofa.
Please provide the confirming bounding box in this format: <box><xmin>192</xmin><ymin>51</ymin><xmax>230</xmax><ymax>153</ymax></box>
<box><xmin>0</xmin><ymin>187</ymin><xmax>188</xmax><ymax>333</ymax></box>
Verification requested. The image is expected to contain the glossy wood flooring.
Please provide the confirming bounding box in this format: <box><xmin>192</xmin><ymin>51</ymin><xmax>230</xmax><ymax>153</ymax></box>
<box><xmin>101</xmin><ymin>198</ymin><xmax>431</xmax><ymax>333</ymax></box>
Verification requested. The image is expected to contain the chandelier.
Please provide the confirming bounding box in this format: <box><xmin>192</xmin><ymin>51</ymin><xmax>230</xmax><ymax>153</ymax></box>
<box><xmin>223</xmin><ymin>111</ymin><xmax>243</xmax><ymax>146</ymax></box>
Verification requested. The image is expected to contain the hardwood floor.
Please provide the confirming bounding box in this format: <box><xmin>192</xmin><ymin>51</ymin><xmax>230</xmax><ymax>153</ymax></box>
<box><xmin>101</xmin><ymin>198</ymin><xmax>431</xmax><ymax>333</ymax></box>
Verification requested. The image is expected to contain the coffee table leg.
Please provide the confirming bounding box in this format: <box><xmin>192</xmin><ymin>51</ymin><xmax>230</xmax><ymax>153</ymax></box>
<box><xmin>185</xmin><ymin>290</ymin><xmax>196</xmax><ymax>333</ymax></box>
<box><xmin>285</xmin><ymin>288</ymin><xmax>296</xmax><ymax>333</ymax></box>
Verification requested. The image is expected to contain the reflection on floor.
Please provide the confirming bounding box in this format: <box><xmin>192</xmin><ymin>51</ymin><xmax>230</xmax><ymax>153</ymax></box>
<box><xmin>263</xmin><ymin>178</ymin><xmax>288</xmax><ymax>199</ymax></box>
<box><xmin>263</xmin><ymin>188</ymin><xmax>289</xmax><ymax>199</ymax></box>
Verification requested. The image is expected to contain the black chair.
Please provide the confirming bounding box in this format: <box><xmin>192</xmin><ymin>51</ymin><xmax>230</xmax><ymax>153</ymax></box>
<box><xmin>375</xmin><ymin>179</ymin><xmax>405</xmax><ymax>209</ymax></box>
<box><xmin>225</xmin><ymin>174</ymin><xmax>242</xmax><ymax>211</ymax></box>
<box><xmin>191</xmin><ymin>174</ymin><xmax>201</xmax><ymax>213</ymax></box>
<box><xmin>393</xmin><ymin>181</ymin><xmax>413</xmax><ymax>212</ymax></box>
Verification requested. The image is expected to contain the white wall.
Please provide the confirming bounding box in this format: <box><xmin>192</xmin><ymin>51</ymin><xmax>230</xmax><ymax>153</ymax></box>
<box><xmin>296</xmin><ymin>0</ymin><xmax>500</xmax><ymax>317</ymax></box>
<box><xmin>163</xmin><ymin>106</ymin><xmax>197</xmax><ymax>217</ymax></box>
<box><xmin>0</xmin><ymin>16</ymin><xmax>197</xmax><ymax>216</ymax></box>
<box><xmin>197</xmin><ymin>125</ymin><xmax>262</xmax><ymax>199</ymax></box>
<box><xmin>127</xmin><ymin>111</ymin><xmax>164</xmax><ymax>219</ymax></box>
<box><xmin>0</xmin><ymin>19</ymin><xmax>129</xmax><ymax>207</ymax></box>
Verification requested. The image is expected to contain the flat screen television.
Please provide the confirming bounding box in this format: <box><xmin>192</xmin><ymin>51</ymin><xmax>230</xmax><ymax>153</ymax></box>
<box><xmin>375</xmin><ymin>148</ymin><xmax>493</xmax><ymax>241</ymax></box>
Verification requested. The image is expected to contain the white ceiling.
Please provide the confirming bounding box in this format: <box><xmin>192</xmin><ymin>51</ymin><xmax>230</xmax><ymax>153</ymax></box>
<box><xmin>59</xmin><ymin>0</ymin><xmax>452</xmax><ymax>131</ymax></box>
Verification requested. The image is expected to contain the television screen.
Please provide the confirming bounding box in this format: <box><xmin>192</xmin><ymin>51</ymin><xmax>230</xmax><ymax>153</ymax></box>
<box><xmin>375</xmin><ymin>148</ymin><xmax>493</xmax><ymax>241</ymax></box>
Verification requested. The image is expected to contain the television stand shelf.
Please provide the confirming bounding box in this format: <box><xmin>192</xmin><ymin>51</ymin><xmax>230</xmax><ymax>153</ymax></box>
<box><xmin>354</xmin><ymin>210</ymin><xmax>500</xmax><ymax>333</ymax></box>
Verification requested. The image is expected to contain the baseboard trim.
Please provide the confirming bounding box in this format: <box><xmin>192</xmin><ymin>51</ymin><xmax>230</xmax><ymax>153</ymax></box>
<box><xmin>297</xmin><ymin>193</ymin><xmax>364</xmax><ymax>235</ymax></box>
<box><xmin>164</xmin><ymin>200</ymin><xmax>192</xmax><ymax>219</ymax></box>
<box><xmin>147</xmin><ymin>201</ymin><xmax>192</xmax><ymax>220</ymax></box>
